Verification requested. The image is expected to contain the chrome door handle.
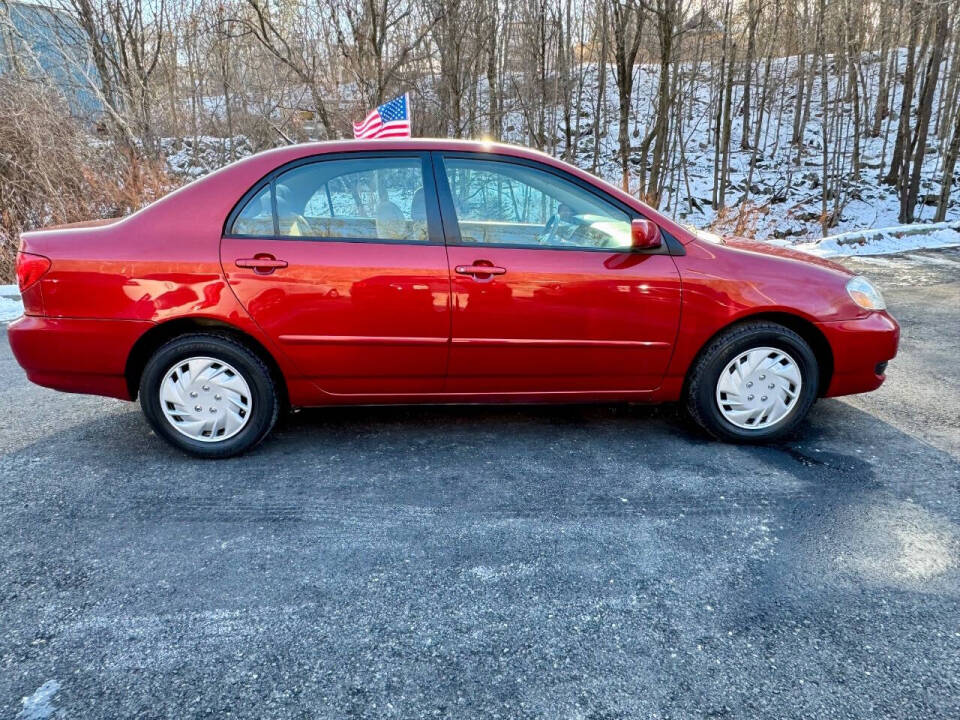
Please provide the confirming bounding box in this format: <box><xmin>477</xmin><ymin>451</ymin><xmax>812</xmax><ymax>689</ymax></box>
<box><xmin>235</xmin><ymin>255</ymin><xmax>288</xmax><ymax>274</ymax></box>
<box><xmin>455</xmin><ymin>264</ymin><xmax>506</xmax><ymax>276</ymax></box>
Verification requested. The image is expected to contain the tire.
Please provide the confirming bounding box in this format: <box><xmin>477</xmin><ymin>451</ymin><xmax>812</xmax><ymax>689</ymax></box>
<box><xmin>684</xmin><ymin>321</ymin><xmax>819</xmax><ymax>442</ymax></box>
<box><xmin>139</xmin><ymin>333</ymin><xmax>279</xmax><ymax>458</ymax></box>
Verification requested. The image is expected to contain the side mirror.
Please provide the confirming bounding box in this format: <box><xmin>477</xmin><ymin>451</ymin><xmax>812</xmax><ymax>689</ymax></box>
<box><xmin>631</xmin><ymin>218</ymin><xmax>662</xmax><ymax>249</ymax></box>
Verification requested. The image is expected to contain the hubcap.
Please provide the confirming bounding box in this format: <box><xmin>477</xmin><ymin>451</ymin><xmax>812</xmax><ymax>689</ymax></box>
<box><xmin>159</xmin><ymin>356</ymin><xmax>252</xmax><ymax>442</ymax></box>
<box><xmin>715</xmin><ymin>347</ymin><xmax>802</xmax><ymax>430</ymax></box>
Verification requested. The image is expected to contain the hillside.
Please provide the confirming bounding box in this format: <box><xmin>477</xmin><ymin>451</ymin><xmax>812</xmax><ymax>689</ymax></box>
<box><xmin>163</xmin><ymin>50</ymin><xmax>959</xmax><ymax>245</ymax></box>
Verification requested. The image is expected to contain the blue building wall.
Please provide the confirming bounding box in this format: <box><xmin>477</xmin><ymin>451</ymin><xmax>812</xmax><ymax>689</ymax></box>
<box><xmin>0</xmin><ymin>1</ymin><xmax>103</xmax><ymax>118</ymax></box>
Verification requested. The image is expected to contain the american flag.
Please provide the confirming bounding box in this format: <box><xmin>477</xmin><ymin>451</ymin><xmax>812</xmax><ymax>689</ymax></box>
<box><xmin>353</xmin><ymin>94</ymin><xmax>412</xmax><ymax>139</ymax></box>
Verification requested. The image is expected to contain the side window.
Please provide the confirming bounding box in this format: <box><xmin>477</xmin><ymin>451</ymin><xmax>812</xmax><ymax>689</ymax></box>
<box><xmin>231</xmin><ymin>185</ymin><xmax>274</xmax><ymax>236</ymax></box>
<box><xmin>275</xmin><ymin>157</ymin><xmax>429</xmax><ymax>241</ymax></box>
<box><xmin>443</xmin><ymin>158</ymin><xmax>633</xmax><ymax>249</ymax></box>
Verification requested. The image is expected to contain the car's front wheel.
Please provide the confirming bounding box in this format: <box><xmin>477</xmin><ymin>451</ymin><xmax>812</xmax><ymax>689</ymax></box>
<box><xmin>139</xmin><ymin>334</ymin><xmax>279</xmax><ymax>458</ymax></box>
<box><xmin>685</xmin><ymin>321</ymin><xmax>819</xmax><ymax>442</ymax></box>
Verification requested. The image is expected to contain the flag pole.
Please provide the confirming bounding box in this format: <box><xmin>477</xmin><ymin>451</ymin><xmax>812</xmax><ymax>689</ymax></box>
<box><xmin>405</xmin><ymin>92</ymin><xmax>412</xmax><ymax>137</ymax></box>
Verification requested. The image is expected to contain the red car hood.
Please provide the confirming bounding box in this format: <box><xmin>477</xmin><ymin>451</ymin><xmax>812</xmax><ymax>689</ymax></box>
<box><xmin>722</xmin><ymin>236</ymin><xmax>853</xmax><ymax>275</ymax></box>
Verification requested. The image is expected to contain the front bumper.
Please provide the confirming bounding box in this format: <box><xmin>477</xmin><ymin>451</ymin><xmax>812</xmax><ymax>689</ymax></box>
<box><xmin>817</xmin><ymin>311</ymin><xmax>900</xmax><ymax>397</ymax></box>
<box><xmin>7</xmin><ymin>315</ymin><xmax>153</xmax><ymax>400</ymax></box>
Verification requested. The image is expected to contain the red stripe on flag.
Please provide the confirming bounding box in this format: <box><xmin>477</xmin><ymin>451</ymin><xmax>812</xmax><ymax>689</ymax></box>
<box><xmin>353</xmin><ymin>109</ymin><xmax>378</xmax><ymax>130</ymax></box>
<box><xmin>369</xmin><ymin>122</ymin><xmax>411</xmax><ymax>139</ymax></box>
<box><xmin>353</xmin><ymin>112</ymin><xmax>383</xmax><ymax>138</ymax></box>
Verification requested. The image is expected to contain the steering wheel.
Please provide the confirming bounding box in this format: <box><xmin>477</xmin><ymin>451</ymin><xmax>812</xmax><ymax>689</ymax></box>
<box><xmin>540</xmin><ymin>213</ymin><xmax>561</xmax><ymax>246</ymax></box>
<box><xmin>541</xmin><ymin>213</ymin><xmax>593</xmax><ymax>247</ymax></box>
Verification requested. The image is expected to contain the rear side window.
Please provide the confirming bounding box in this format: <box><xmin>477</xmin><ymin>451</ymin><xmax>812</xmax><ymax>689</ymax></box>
<box><xmin>231</xmin><ymin>185</ymin><xmax>274</xmax><ymax>236</ymax></box>
<box><xmin>231</xmin><ymin>156</ymin><xmax>430</xmax><ymax>242</ymax></box>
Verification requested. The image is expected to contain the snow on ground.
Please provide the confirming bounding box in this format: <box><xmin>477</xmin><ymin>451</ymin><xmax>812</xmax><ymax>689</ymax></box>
<box><xmin>161</xmin><ymin>136</ymin><xmax>253</xmax><ymax>178</ymax></box>
<box><xmin>0</xmin><ymin>296</ymin><xmax>23</xmax><ymax>323</ymax></box>
<box><xmin>163</xmin><ymin>50</ymin><xmax>957</xmax><ymax>246</ymax></box>
<box><xmin>503</xmin><ymin>50</ymin><xmax>959</xmax><ymax>241</ymax></box>
<box><xmin>0</xmin><ymin>284</ymin><xmax>23</xmax><ymax>323</ymax></box>
<box><xmin>787</xmin><ymin>221</ymin><xmax>960</xmax><ymax>258</ymax></box>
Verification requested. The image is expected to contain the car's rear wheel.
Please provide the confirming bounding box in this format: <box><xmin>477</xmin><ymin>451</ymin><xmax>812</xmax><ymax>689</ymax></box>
<box><xmin>685</xmin><ymin>321</ymin><xmax>819</xmax><ymax>442</ymax></box>
<box><xmin>139</xmin><ymin>334</ymin><xmax>279</xmax><ymax>458</ymax></box>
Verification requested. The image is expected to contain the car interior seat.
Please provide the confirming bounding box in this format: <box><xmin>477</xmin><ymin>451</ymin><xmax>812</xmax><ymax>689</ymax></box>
<box><xmin>375</xmin><ymin>200</ymin><xmax>406</xmax><ymax>240</ymax></box>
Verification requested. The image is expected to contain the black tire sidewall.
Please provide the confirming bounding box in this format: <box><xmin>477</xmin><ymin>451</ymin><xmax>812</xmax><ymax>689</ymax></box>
<box><xmin>690</xmin><ymin>325</ymin><xmax>819</xmax><ymax>442</ymax></box>
<box><xmin>139</xmin><ymin>335</ymin><xmax>278</xmax><ymax>458</ymax></box>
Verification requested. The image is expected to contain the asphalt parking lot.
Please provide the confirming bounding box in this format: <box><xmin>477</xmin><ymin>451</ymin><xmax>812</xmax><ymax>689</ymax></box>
<box><xmin>2</xmin><ymin>248</ymin><xmax>959</xmax><ymax>718</ymax></box>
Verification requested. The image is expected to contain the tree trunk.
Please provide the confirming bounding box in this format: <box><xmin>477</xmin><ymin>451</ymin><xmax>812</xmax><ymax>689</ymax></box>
<box><xmin>790</xmin><ymin>0</ymin><xmax>809</xmax><ymax>146</ymax></box>
<box><xmin>610</xmin><ymin>0</ymin><xmax>644</xmax><ymax>192</ymax></box>
<box><xmin>844</xmin><ymin>0</ymin><xmax>861</xmax><ymax>180</ymax></box>
<box><xmin>884</xmin><ymin>0</ymin><xmax>921</xmax><ymax>187</ymax></box>
<box><xmin>870</xmin><ymin>0</ymin><xmax>894</xmax><ymax>137</ymax></box>
<box><xmin>591</xmin><ymin>1</ymin><xmax>608</xmax><ymax>173</ymax></box>
<box><xmin>902</xmin><ymin>2</ymin><xmax>948</xmax><ymax>222</ymax></box>
<box><xmin>718</xmin><ymin>44</ymin><xmax>737</xmax><ymax>210</ymax></box>
<box><xmin>741</xmin><ymin>0</ymin><xmax>757</xmax><ymax>149</ymax></box>
<box><xmin>646</xmin><ymin>0</ymin><xmax>676</xmax><ymax>204</ymax></box>
<box><xmin>935</xmin><ymin>103</ymin><xmax>960</xmax><ymax>222</ymax></box>
<box><xmin>485</xmin><ymin>1</ymin><xmax>500</xmax><ymax>139</ymax></box>
<box><xmin>817</xmin><ymin>0</ymin><xmax>829</xmax><ymax>236</ymax></box>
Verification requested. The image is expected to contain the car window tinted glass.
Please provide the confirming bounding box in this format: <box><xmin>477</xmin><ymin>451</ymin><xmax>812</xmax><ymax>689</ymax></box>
<box><xmin>274</xmin><ymin>157</ymin><xmax>429</xmax><ymax>241</ymax></box>
<box><xmin>442</xmin><ymin>158</ymin><xmax>632</xmax><ymax>249</ymax></box>
<box><xmin>231</xmin><ymin>185</ymin><xmax>274</xmax><ymax>236</ymax></box>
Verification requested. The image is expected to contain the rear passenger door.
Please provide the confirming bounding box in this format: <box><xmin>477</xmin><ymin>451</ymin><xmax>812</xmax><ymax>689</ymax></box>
<box><xmin>222</xmin><ymin>152</ymin><xmax>451</xmax><ymax>396</ymax></box>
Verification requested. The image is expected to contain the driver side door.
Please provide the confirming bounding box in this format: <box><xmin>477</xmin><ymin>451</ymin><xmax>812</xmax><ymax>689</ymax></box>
<box><xmin>435</xmin><ymin>153</ymin><xmax>682</xmax><ymax>395</ymax></box>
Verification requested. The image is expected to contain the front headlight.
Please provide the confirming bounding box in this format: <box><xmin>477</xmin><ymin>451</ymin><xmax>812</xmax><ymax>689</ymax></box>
<box><xmin>846</xmin><ymin>275</ymin><xmax>886</xmax><ymax>311</ymax></box>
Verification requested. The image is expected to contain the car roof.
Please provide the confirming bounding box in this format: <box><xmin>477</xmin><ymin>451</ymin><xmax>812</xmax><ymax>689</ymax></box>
<box><xmin>141</xmin><ymin>138</ymin><xmax>695</xmax><ymax>245</ymax></box>
<box><xmin>268</xmin><ymin>138</ymin><xmax>554</xmax><ymax>161</ymax></box>
<box><xmin>237</xmin><ymin>138</ymin><xmax>652</xmax><ymax>211</ymax></box>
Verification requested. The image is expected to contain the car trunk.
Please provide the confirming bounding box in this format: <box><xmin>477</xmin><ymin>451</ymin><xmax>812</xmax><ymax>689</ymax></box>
<box><xmin>17</xmin><ymin>218</ymin><xmax>124</xmax><ymax>316</ymax></box>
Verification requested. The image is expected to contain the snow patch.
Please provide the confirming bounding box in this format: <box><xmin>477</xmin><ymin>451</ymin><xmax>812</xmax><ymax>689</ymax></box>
<box><xmin>17</xmin><ymin>680</ymin><xmax>61</xmax><ymax>720</ymax></box>
<box><xmin>0</xmin><ymin>295</ymin><xmax>24</xmax><ymax>323</ymax></box>
<box><xmin>788</xmin><ymin>221</ymin><xmax>960</xmax><ymax>258</ymax></box>
<box><xmin>162</xmin><ymin>135</ymin><xmax>253</xmax><ymax>178</ymax></box>
<box><xmin>833</xmin><ymin>501</ymin><xmax>958</xmax><ymax>588</ymax></box>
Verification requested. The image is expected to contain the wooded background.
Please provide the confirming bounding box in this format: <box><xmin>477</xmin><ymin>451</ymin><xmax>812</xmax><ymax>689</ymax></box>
<box><xmin>1</xmin><ymin>0</ymin><xmax>959</xmax><ymax>281</ymax></box>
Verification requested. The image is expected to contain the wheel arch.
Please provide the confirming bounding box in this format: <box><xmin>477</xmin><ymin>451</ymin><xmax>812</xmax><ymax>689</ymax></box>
<box><xmin>125</xmin><ymin>317</ymin><xmax>289</xmax><ymax>405</ymax></box>
<box><xmin>684</xmin><ymin>311</ymin><xmax>834</xmax><ymax>397</ymax></box>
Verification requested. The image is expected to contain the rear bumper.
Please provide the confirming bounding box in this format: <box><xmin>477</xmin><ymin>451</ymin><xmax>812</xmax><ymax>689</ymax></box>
<box><xmin>7</xmin><ymin>315</ymin><xmax>152</xmax><ymax>400</ymax></box>
<box><xmin>818</xmin><ymin>311</ymin><xmax>900</xmax><ymax>397</ymax></box>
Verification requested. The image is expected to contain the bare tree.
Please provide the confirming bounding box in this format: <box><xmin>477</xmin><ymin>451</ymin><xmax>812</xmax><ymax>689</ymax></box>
<box><xmin>936</xmin><ymin>101</ymin><xmax>960</xmax><ymax>221</ymax></box>
<box><xmin>902</xmin><ymin>0</ymin><xmax>949</xmax><ymax>222</ymax></box>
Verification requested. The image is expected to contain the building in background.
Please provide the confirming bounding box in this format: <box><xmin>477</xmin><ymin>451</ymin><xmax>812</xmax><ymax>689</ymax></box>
<box><xmin>0</xmin><ymin>0</ymin><xmax>102</xmax><ymax>118</ymax></box>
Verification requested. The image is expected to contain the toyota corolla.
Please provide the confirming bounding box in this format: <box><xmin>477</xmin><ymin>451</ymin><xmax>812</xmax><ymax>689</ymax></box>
<box><xmin>8</xmin><ymin>140</ymin><xmax>898</xmax><ymax>457</ymax></box>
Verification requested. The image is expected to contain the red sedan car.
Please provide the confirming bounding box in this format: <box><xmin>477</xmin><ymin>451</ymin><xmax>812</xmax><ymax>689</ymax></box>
<box><xmin>8</xmin><ymin>140</ymin><xmax>898</xmax><ymax>457</ymax></box>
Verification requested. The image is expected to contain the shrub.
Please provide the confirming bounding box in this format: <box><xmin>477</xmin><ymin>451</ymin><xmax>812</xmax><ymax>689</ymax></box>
<box><xmin>0</xmin><ymin>77</ymin><xmax>174</xmax><ymax>282</ymax></box>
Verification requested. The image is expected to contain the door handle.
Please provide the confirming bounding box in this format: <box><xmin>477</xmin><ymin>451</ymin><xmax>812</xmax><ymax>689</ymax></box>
<box><xmin>235</xmin><ymin>255</ymin><xmax>288</xmax><ymax>274</ymax></box>
<box><xmin>455</xmin><ymin>264</ymin><xmax>506</xmax><ymax>277</ymax></box>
